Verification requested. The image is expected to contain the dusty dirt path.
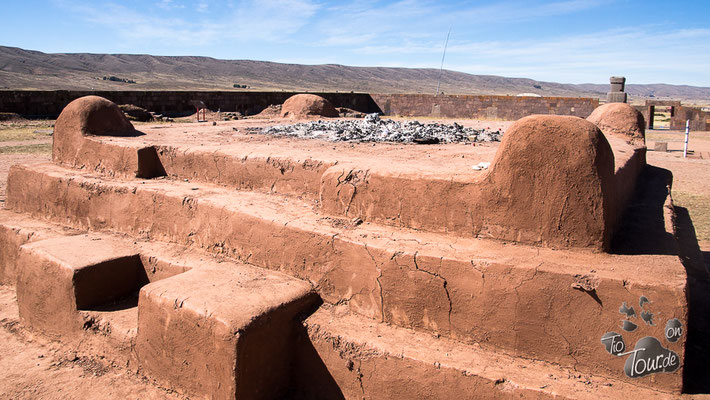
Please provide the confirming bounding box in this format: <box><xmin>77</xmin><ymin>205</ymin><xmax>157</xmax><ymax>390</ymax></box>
<box><xmin>0</xmin><ymin>139</ymin><xmax>52</xmax><ymax>147</ymax></box>
<box><xmin>0</xmin><ymin>154</ymin><xmax>50</xmax><ymax>203</ymax></box>
<box><xmin>0</xmin><ymin>286</ymin><xmax>182</xmax><ymax>400</ymax></box>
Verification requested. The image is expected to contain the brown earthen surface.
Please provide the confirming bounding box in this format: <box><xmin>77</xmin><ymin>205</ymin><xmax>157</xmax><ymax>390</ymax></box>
<box><xmin>3</xmin><ymin>163</ymin><xmax>688</xmax><ymax>390</ymax></box>
<box><xmin>482</xmin><ymin>115</ymin><xmax>615</xmax><ymax>248</ymax></box>
<box><xmin>0</xmin><ymin>97</ymin><xmax>700</xmax><ymax>397</ymax></box>
<box><xmin>52</xmin><ymin>95</ymin><xmax>136</xmax><ymax>167</ymax></box>
<box><xmin>0</xmin><ymin>209</ymin><xmax>692</xmax><ymax>398</ymax></box>
<box><xmin>16</xmin><ymin>235</ymin><xmax>143</xmax><ymax>336</ymax></box>
<box><xmin>588</xmin><ymin>102</ymin><xmax>646</xmax><ymax>141</ymax></box>
<box><xmin>137</xmin><ymin>263</ymin><xmax>319</xmax><ymax>399</ymax></box>
<box><xmin>281</xmin><ymin>94</ymin><xmax>339</xmax><ymax>118</ymax></box>
<box><xmin>295</xmin><ymin>305</ymin><xmax>683</xmax><ymax>400</ymax></box>
<box><xmin>0</xmin><ymin>284</ymin><xmax>184</xmax><ymax>400</ymax></box>
<box><xmin>75</xmin><ymin>113</ymin><xmax>643</xmax><ymax>250</ymax></box>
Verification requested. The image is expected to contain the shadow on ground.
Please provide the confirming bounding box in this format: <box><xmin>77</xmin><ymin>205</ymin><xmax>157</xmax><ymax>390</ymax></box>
<box><xmin>675</xmin><ymin>206</ymin><xmax>710</xmax><ymax>394</ymax></box>
<box><xmin>611</xmin><ymin>165</ymin><xmax>710</xmax><ymax>393</ymax></box>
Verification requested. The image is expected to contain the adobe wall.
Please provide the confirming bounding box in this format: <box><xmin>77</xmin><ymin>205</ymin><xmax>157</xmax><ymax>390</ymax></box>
<box><xmin>1</xmin><ymin>90</ymin><xmax>599</xmax><ymax>120</ymax></box>
<box><xmin>370</xmin><ymin>93</ymin><xmax>599</xmax><ymax>119</ymax></box>
<box><xmin>636</xmin><ymin>100</ymin><xmax>710</xmax><ymax>131</ymax></box>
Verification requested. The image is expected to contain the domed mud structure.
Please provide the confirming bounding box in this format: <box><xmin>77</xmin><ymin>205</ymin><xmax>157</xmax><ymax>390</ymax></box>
<box><xmin>53</xmin><ymin>95</ymin><xmax>136</xmax><ymax>164</ymax></box>
<box><xmin>281</xmin><ymin>94</ymin><xmax>339</xmax><ymax>119</ymax></box>
<box><xmin>587</xmin><ymin>103</ymin><xmax>645</xmax><ymax>141</ymax></box>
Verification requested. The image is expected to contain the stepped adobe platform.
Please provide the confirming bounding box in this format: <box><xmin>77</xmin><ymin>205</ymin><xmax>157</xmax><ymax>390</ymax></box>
<box><xmin>0</xmin><ymin>95</ymin><xmax>703</xmax><ymax>399</ymax></box>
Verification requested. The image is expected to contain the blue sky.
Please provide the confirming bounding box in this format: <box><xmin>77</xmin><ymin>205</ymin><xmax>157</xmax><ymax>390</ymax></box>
<box><xmin>2</xmin><ymin>0</ymin><xmax>709</xmax><ymax>86</ymax></box>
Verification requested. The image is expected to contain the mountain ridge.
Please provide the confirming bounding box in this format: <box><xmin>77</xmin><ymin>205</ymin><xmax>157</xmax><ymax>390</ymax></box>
<box><xmin>1</xmin><ymin>45</ymin><xmax>709</xmax><ymax>102</ymax></box>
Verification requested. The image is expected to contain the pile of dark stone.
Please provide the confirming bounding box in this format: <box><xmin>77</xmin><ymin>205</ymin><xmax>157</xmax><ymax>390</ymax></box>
<box><xmin>222</xmin><ymin>111</ymin><xmax>243</xmax><ymax>121</ymax></box>
<box><xmin>257</xmin><ymin>114</ymin><xmax>502</xmax><ymax>144</ymax></box>
<box><xmin>118</xmin><ymin>104</ymin><xmax>153</xmax><ymax>122</ymax></box>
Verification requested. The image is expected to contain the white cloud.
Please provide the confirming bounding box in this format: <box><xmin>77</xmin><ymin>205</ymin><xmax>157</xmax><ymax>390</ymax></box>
<box><xmin>55</xmin><ymin>0</ymin><xmax>320</xmax><ymax>45</ymax></box>
<box><xmin>156</xmin><ymin>0</ymin><xmax>185</xmax><ymax>10</ymax></box>
<box><xmin>341</xmin><ymin>25</ymin><xmax>710</xmax><ymax>85</ymax></box>
<box><xmin>46</xmin><ymin>0</ymin><xmax>710</xmax><ymax>85</ymax></box>
<box><xmin>444</xmin><ymin>28</ymin><xmax>710</xmax><ymax>84</ymax></box>
<box><xmin>227</xmin><ymin>0</ymin><xmax>320</xmax><ymax>41</ymax></box>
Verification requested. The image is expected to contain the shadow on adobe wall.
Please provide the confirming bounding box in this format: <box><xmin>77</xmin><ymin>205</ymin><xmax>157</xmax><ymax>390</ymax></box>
<box><xmin>289</xmin><ymin>324</ymin><xmax>346</xmax><ymax>399</ymax></box>
<box><xmin>675</xmin><ymin>205</ymin><xmax>710</xmax><ymax>394</ymax></box>
<box><xmin>610</xmin><ymin>163</ymin><xmax>710</xmax><ymax>394</ymax></box>
<box><xmin>610</xmin><ymin>165</ymin><xmax>677</xmax><ymax>256</ymax></box>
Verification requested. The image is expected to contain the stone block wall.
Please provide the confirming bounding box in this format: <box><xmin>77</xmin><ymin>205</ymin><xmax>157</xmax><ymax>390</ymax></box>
<box><xmin>0</xmin><ymin>91</ymin><xmax>382</xmax><ymax>118</ymax></box>
<box><xmin>370</xmin><ymin>94</ymin><xmax>598</xmax><ymax>120</ymax></box>
<box><xmin>0</xmin><ymin>90</ymin><xmax>599</xmax><ymax>121</ymax></box>
<box><xmin>637</xmin><ymin>100</ymin><xmax>709</xmax><ymax>131</ymax></box>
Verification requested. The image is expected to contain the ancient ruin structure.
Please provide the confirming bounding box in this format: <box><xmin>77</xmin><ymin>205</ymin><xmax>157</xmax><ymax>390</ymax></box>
<box><xmin>0</xmin><ymin>96</ymin><xmax>695</xmax><ymax>398</ymax></box>
<box><xmin>607</xmin><ymin>76</ymin><xmax>628</xmax><ymax>103</ymax></box>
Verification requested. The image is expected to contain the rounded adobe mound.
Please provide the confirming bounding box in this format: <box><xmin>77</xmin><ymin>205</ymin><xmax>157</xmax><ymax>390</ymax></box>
<box><xmin>53</xmin><ymin>96</ymin><xmax>135</xmax><ymax>164</ymax></box>
<box><xmin>56</xmin><ymin>96</ymin><xmax>135</xmax><ymax>136</ymax></box>
<box><xmin>586</xmin><ymin>103</ymin><xmax>645</xmax><ymax>140</ymax></box>
<box><xmin>487</xmin><ymin>115</ymin><xmax>615</xmax><ymax>249</ymax></box>
<box><xmin>281</xmin><ymin>94</ymin><xmax>339</xmax><ymax>119</ymax></box>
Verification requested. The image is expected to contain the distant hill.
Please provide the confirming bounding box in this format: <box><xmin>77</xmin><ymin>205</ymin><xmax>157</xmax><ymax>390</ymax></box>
<box><xmin>1</xmin><ymin>46</ymin><xmax>709</xmax><ymax>102</ymax></box>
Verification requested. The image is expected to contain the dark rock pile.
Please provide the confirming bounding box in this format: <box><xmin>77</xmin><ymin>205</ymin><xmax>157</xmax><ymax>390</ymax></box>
<box><xmin>118</xmin><ymin>104</ymin><xmax>153</xmax><ymax>122</ymax></box>
<box><xmin>257</xmin><ymin>114</ymin><xmax>502</xmax><ymax>143</ymax></box>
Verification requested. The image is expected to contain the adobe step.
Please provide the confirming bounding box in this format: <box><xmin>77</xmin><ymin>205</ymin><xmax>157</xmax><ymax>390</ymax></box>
<box><xmin>16</xmin><ymin>234</ymin><xmax>145</xmax><ymax>337</ymax></box>
<box><xmin>1</xmin><ymin>217</ymin><xmax>322</xmax><ymax>399</ymax></box>
<box><xmin>74</xmin><ymin>117</ymin><xmax>645</xmax><ymax>250</ymax></box>
<box><xmin>136</xmin><ymin>257</ymin><xmax>320</xmax><ymax>399</ymax></box>
<box><xmin>4</xmin><ymin>165</ymin><xmax>688</xmax><ymax>391</ymax></box>
<box><xmin>0</xmin><ymin>211</ymin><xmax>81</xmax><ymax>285</ymax></box>
<box><xmin>292</xmin><ymin>305</ymin><xmax>678</xmax><ymax>399</ymax></box>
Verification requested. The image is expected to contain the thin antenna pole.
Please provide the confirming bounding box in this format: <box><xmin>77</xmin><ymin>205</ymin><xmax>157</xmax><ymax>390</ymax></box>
<box><xmin>436</xmin><ymin>26</ymin><xmax>451</xmax><ymax>96</ymax></box>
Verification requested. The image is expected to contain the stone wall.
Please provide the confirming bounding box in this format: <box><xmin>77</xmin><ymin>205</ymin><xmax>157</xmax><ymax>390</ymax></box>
<box><xmin>0</xmin><ymin>90</ymin><xmax>599</xmax><ymax>120</ymax></box>
<box><xmin>636</xmin><ymin>100</ymin><xmax>709</xmax><ymax>131</ymax></box>
<box><xmin>370</xmin><ymin>94</ymin><xmax>599</xmax><ymax>119</ymax></box>
<box><xmin>0</xmin><ymin>91</ymin><xmax>382</xmax><ymax>118</ymax></box>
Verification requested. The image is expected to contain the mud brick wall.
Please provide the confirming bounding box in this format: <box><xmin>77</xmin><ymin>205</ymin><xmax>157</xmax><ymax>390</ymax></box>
<box><xmin>636</xmin><ymin>100</ymin><xmax>709</xmax><ymax>131</ymax></box>
<box><xmin>370</xmin><ymin>94</ymin><xmax>599</xmax><ymax>120</ymax></box>
<box><xmin>0</xmin><ymin>91</ymin><xmax>382</xmax><ymax>118</ymax></box>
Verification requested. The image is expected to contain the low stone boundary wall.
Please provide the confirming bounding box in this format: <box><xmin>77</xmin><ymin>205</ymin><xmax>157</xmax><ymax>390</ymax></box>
<box><xmin>0</xmin><ymin>90</ymin><xmax>382</xmax><ymax>118</ymax></box>
<box><xmin>0</xmin><ymin>90</ymin><xmax>599</xmax><ymax>120</ymax></box>
<box><xmin>371</xmin><ymin>93</ymin><xmax>598</xmax><ymax>119</ymax></box>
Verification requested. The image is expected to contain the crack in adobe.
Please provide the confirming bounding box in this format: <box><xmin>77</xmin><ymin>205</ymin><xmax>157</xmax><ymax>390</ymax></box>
<box><xmin>344</xmin><ymin>185</ymin><xmax>356</xmax><ymax>216</ymax></box>
<box><xmin>557</xmin><ymin>329</ymin><xmax>579</xmax><ymax>372</ymax></box>
<box><xmin>412</xmin><ymin>252</ymin><xmax>453</xmax><ymax>331</ymax></box>
<box><xmin>470</xmin><ymin>260</ymin><xmax>485</xmax><ymax>280</ymax></box>
<box><xmin>212</xmin><ymin>151</ymin><xmax>223</xmax><ymax>181</ymax></box>
<box><xmin>356</xmin><ymin>361</ymin><xmax>365</xmax><ymax>394</ymax></box>
<box><xmin>511</xmin><ymin>262</ymin><xmax>542</xmax><ymax>358</ymax></box>
<box><xmin>364</xmin><ymin>244</ymin><xmax>385</xmax><ymax>323</ymax></box>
